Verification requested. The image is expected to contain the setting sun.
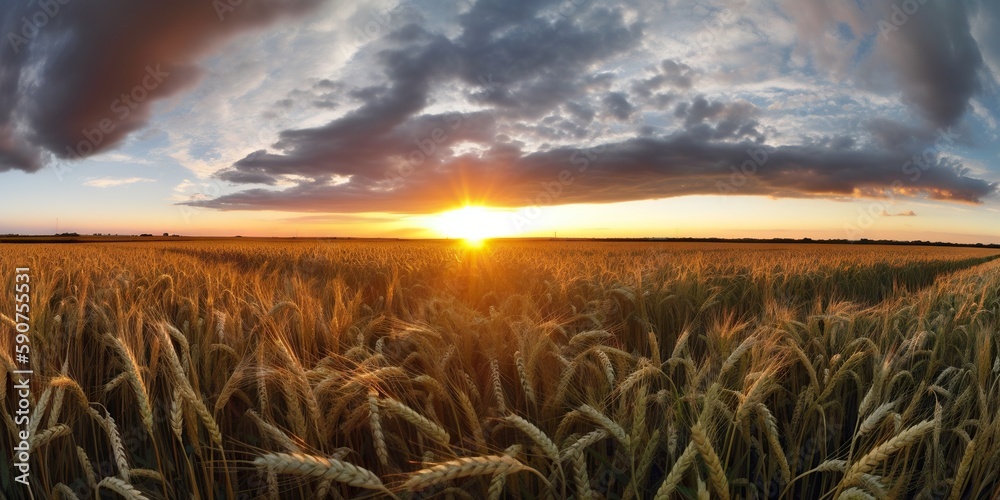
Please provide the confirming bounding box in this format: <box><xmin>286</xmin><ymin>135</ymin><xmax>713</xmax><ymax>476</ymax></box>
<box><xmin>430</xmin><ymin>206</ymin><xmax>513</xmax><ymax>244</ymax></box>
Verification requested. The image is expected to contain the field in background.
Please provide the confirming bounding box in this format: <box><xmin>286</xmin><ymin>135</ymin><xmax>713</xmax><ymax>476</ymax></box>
<box><xmin>1</xmin><ymin>241</ymin><xmax>999</xmax><ymax>499</ymax></box>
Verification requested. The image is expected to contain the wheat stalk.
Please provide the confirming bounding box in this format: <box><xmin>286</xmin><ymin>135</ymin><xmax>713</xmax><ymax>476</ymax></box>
<box><xmin>29</xmin><ymin>384</ymin><xmax>53</xmax><ymax>438</ymax></box>
<box><xmin>654</xmin><ymin>440</ymin><xmax>697</xmax><ymax>499</ymax></box>
<box><xmin>560</xmin><ymin>429</ymin><xmax>609</xmax><ymax>461</ymax></box>
<box><xmin>98</xmin><ymin>477</ymin><xmax>148</xmax><ymax>500</ymax></box>
<box><xmin>109</xmin><ymin>336</ymin><xmax>154</xmax><ymax>433</ymax></box>
<box><xmin>488</xmin><ymin>444</ymin><xmax>523</xmax><ymax>500</ymax></box>
<box><xmin>858</xmin><ymin>401</ymin><xmax>896</xmax><ymax>437</ymax></box>
<box><xmin>720</xmin><ymin>335</ymin><xmax>756</xmax><ymax>377</ymax></box>
<box><xmin>30</xmin><ymin>424</ymin><xmax>70</xmax><ymax>449</ymax></box>
<box><xmin>403</xmin><ymin>455</ymin><xmax>533</xmax><ymax>491</ymax></box>
<box><xmin>504</xmin><ymin>414</ymin><xmax>559</xmax><ymax>463</ymax></box>
<box><xmin>368</xmin><ymin>389</ymin><xmax>388</xmax><ymax>467</ymax></box>
<box><xmin>46</xmin><ymin>360</ymin><xmax>70</xmax><ymax>429</ymax></box>
<box><xmin>170</xmin><ymin>388</ymin><xmax>184</xmax><ymax>443</ymax></box>
<box><xmin>596</xmin><ymin>349</ymin><xmax>616</xmax><ymax>386</ymax></box>
<box><xmin>53</xmin><ymin>483</ymin><xmax>80</xmax><ymax>500</ymax></box>
<box><xmin>130</xmin><ymin>469</ymin><xmax>165</xmax><ymax>482</ymax></box>
<box><xmin>247</xmin><ymin>409</ymin><xmax>300</xmax><ymax>452</ymax></box>
<box><xmin>103</xmin><ymin>372</ymin><xmax>130</xmax><ymax>394</ymax></box>
<box><xmin>490</xmin><ymin>356</ymin><xmax>507</xmax><ymax>415</ymax></box>
<box><xmin>254</xmin><ymin>452</ymin><xmax>388</xmax><ymax>492</ymax></box>
<box><xmin>948</xmin><ymin>437</ymin><xmax>976</xmax><ymax>500</ymax></box>
<box><xmin>842</xmin><ymin>419</ymin><xmax>934</xmax><ymax>486</ymax></box>
<box><xmin>691</xmin><ymin>422</ymin><xmax>730</xmax><ymax>500</ymax></box>
<box><xmin>756</xmin><ymin>404</ymin><xmax>790</xmax><ymax>483</ymax></box>
<box><xmin>380</xmin><ymin>396</ymin><xmax>450</xmax><ymax>445</ymax></box>
<box><xmin>570</xmin><ymin>449</ymin><xmax>592</xmax><ymax>500</ymax></box>
<box><xmin>48</xmin><ymin>376</ymin><xmax>88</xmax><ymax>409</ymax></box>
<box><xmin>104</xmin><ymin>412</ymin><xmax>131</xmax><ymax>482</ymax></box>
<box><xmin>515</xmin><ymin>352</ymin><xmax>537</xmax><ymax>405</ymax></box>
<box><xmin>838</xmin><ymin>487</ymin><xmax>875</xmax><ymax>500</ymax></box>
<box><xmin>77</xmin><ymin>446</ymin><xmax>98</xmax><ymax>492</ymax></box>
<box><xmin>578</xmin><ymin>404</ymin><xmax>629</xmax><ymax>448</ymax></box>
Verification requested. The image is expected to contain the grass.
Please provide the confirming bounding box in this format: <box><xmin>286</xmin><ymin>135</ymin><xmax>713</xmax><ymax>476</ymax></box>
<box><xmin>1</xmin><ymin>240</ymin><xmax>999</xmax><ymax>498</ymax></box>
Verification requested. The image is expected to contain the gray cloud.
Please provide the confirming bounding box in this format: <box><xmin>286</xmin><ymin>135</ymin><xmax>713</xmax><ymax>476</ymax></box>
<box><xmin>790</xmin><ymin>0</ymin><xmax>989</xmax><ymax>128</ymax></box>
<box><xmin>183</xmin><ymin>0</ymin><xmax>997</xmax><ymax>214</ymax></box>
<box><xmin>3</xmin><ymin>0</ymin><xmax>995</xmax><ymax>217</ymax></box>
<box><xmin>0</xmin><ymin>0</ymin><xmax>323</xmax><ymax>172</ymax></box>
<box><xmin>603</xmin><ymin>92</ymin><xmax>634</xmax><ymax>120</ymax></box>
<box><xmin>184</xmin><ymin>130</ymin><xmax>996</xmax><ymax>213</ymax></box>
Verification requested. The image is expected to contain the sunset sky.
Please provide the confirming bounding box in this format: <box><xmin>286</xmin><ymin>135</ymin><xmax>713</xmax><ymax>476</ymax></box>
<box><xmin>1</xmin><ymin>0</ymin><xmax>999</xmax><ymax>242</ymax></box>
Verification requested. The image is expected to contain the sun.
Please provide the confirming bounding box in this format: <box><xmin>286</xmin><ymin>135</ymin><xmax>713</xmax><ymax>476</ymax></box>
<box><xmin>431</xmin><ymin>206</ymin><xmax>511</xmax><ymax>245</ymax></box>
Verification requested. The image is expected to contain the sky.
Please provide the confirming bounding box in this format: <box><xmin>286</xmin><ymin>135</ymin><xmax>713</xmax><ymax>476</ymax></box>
<box><xmin>0</xmin><ymin>0</ymin><xmax>999</xmax><ymax>242</ymax></box>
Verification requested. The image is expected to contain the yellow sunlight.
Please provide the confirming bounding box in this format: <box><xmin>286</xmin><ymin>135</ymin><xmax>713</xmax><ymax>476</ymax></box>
<box><xmin>430</xmin><ymin>206</ymin><xmax>512</xmax><ymax>245</ymax></box>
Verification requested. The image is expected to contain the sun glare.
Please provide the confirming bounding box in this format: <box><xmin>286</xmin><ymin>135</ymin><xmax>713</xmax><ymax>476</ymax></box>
<box><xmin>431</xmin><ymin>206</ymin><xmax>511</xmax><ymax>245</ymax></box>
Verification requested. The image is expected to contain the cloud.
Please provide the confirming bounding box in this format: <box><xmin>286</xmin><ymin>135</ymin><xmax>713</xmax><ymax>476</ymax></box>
<box><xmin>0</xmin><ymin>0</ymin><xmax>323</xmax><ymax>173</ymax></box>
<box><xmin>788</xmin><ymin>0</ymin><xmax>988</xmax><ymax>128</ymax></box>
<box><xmin>603</xmin><ymin>92</ymin><xmax>635</xmax><ymax>120</ymax></box>
<box><xmin>183</xmin><ymin>130</ymin><xmax>996</xmax><ymax>213</ymax></box>
<box><xmin>5</xmin><ymin>0</ymin><xmax>998</xmax><ymax>218</ymax></box>
<box><xmin>881</xmin><ymin>210</ymin><xmax>917</xmax><ymax>217</ymax></box>
<box><xmin>83</xmin><ymin>177</ymin><xmax>155</xmax><ymax>188</ymax></box>
<box><xmin>176</xmin><ymin>0</ymin><xmax>998</xmax><ymax>214</ymax></box>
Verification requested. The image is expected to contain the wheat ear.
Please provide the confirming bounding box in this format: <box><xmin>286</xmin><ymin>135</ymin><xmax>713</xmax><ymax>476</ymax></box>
<box><xmin>843</xmin><ymin>419</ymin><xmax>934</xmax><ymax>486</ymax></box>
<box><xmin>515</xmin><ymin>352</ymin><xmax>537</xmax><ymax>405</ymax></box>
<box><xmin>77</xmin><ymin>446</ymin><xmax>98</xmax><ymax>492</ymax></box>
<box><xmin>98</xmin><ymin>477</ymin><xmax>148</xmax><ymax>500</ymax></box>
<box><xmin>490</xmin><ymin>356</ymin><xmax>507</xmax><ymax>414</ymax></box>
<box><xmin>948</xmin><ymin>437</ymin><xmax>975</xmax><ymax>500</ymax></box>
<box><xmin>578</xmin><ymin>404</ymin><xmax>629</xmax><ymax>448</ymax></box>
<box><xmin>368</xmin><ymin>389</ymin><xmax>388</xmax><ymax>467</ymax></box>
<box><xmin>403</xmin><ymin>455</ymin><xmax>534</xmax><ymax>491</ymax></box>
<box><xmin>561</xmin><ymin>429</ymin><xmax>609</xmax><ymax>461</ymax></box>
<box><xmin>254</xmin><ymin>452</ymin><xmax>388</xmax><ymax>493</ymax></box>
<box><xmin>30</xmin><ymin>424</ymin><xmax>70</xmax><ymax>449</ymax></box>
<box><xmin>53</xmin><ymin>483</ymin><xmax>80</xmax><ymax>500</ymax></box>
<box><xmin>380</xmin><ymin>397</ymin><xmax>450</xmax><ymax>445</ymax></box>
<box><xmin>505</xmin><ymin>414</ymin><xmax>559</xmax><ymax>463</ymax></box>
<box><xmin>654</xmin><ymin>440</ymin><xmax>697</xmax><ymax>499</ymax></box>
<box><xmin>691</xmin><ymin>422</ymin><xmax>730</xmax><ymax>500</ymax></box>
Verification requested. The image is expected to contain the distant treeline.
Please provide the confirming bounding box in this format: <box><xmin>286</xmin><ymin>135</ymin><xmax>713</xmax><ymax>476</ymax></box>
<box><xmin>571</xmin><ymin>237</ymin><xmax>1000</xmax><ymax>248</ymax></box>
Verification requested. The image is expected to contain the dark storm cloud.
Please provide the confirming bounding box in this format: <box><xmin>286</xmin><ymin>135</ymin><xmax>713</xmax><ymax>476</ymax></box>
<box><xmin>184</xmin><ymin>130</ymin><xmax>997</xmax><ymax>213</ymax></box>
<box><xmin>0</xmin><ymin>0</ymin><xmax>322</xmax><ymax>172</ymax></box>
<box><xmin>675</xmin><ymin>97</ymin><xmax>764</xmax><ymax>142</ymax></box>
<box><xmin>792</xmin><ymin>0</ymin><xmax>989</xmax><ymax>128</ymax></box>
<box><xmin>864</xmin><ymin>118</ymin><xmax>937</xmax><ymax>150</ymax></box>
<box><xmin>211</xmin><ymin>1</ymin><xmax>642</xmax><ymax>184</ymax></box>
<box><xmin>186</xmin><ymin>0</ymin><xmax>997</xmax><ymax>214</ymax></box>
<box><xmin>631</xmin><ymin>59</ymin><xmax>694</xmax><ymax>98</ymax></box>
<box><xmin>453</xmin><ymin>6</ymin><xmax>642</xmax><ymax>117</ymax></box>
<box><xmin>875</xmin><ymin>0</ymin><xmax>984</xmax><ymax>127</ymax></box>
<box><xmin>603</xmin><ymin>92</ymin><xmax>634</xmax><ymax>120</ymax></box>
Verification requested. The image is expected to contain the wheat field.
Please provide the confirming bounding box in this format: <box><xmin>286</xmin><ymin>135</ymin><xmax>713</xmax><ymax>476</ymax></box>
<box><xmin>1</xmin><ymin>240</ymin><xmax>999</xmax><ymax>499</ymax></box>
